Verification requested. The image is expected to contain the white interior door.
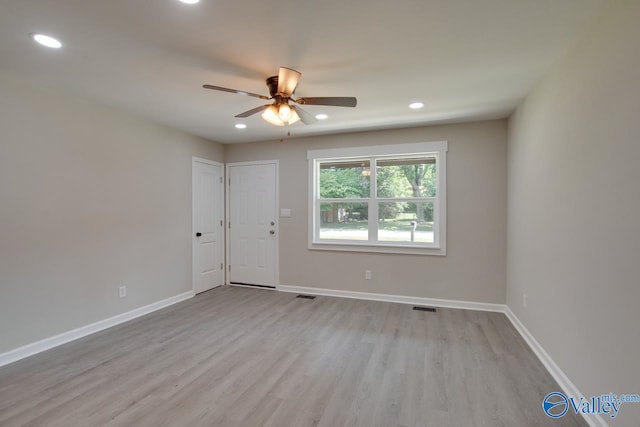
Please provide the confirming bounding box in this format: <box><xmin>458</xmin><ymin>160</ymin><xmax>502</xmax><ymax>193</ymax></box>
<box><xmin>193</xmin><ymin>158</ymin><xmax>224</xmax><ymax>294</ymax></box>
<box><xmin>228</xmin><ymin>162</ymin><xmax>278</xmax><ymax>288</ymax></box>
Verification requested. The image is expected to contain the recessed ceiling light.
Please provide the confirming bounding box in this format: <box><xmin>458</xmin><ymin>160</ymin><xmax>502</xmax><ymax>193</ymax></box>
<box><xmin>31</xmin><ymin>33</ymin><xmax>63</xmax><ymax>49</ymax></box>
<box><xmin>235</xmin><ymin>123</ymin><xmax>247</xmax><ymax>129</ymax></box>
<box><xmin>409</xmin><ymin>102</ymin><xmax>424</xmax><ymax>109</ymax></box>
<box><xmin>315</xmin><ymin>114</ymin><xmax>328</xmax><ymax>120</ymax></box>
<box><xmin>179</xmin><ymin>0</ymin><xmax>200</xmax><ymax>4</ymax></box>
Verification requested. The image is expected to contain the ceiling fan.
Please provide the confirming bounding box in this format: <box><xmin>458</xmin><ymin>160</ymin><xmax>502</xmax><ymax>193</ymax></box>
<box><xmin>203</xmin><ymin>66</ymin><xmax>357</xmax><ymax>126</ymax></box>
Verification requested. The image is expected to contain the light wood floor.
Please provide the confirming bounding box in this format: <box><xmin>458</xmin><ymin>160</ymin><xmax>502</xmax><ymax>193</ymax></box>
<box><xmin>0</xmin><ymin>286</ymin><xmax>586</xmax><ymax>427</ymax></box>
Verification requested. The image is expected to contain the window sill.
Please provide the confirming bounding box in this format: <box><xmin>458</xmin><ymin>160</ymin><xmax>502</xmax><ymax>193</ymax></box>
<box><xmin>309</xmin><ymin>241</ymin><xmax>446</xmax><ymax>256</ymax></box>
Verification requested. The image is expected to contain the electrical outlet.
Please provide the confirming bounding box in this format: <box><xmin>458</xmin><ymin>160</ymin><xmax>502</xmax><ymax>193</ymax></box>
<box><xmin>522</xmin><ymin>293</ymin><xmax>527</xmax><ymax>308</ymax></box>
<box><xmin>119</xmin><ymin>286</ymin><xmax>127</xmax><ymax>298</ymax></box>
<box><xmin>365</xmin><ymin>270</ymin><xmax>372</xmax><ymax>280</ymax></box>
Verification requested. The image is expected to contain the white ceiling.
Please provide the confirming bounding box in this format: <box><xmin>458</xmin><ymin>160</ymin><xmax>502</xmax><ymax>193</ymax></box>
<box><xmin>0</xmin><ymin>0</ymin><xmax>605</xmax><ymax>144</ymax></box>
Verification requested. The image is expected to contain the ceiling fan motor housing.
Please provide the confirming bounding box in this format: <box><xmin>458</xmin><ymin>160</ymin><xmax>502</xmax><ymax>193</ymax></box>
<box><xmin>266</xmin><ymin>76</ymin><xmax>280</xmax><ymax>98</ymax></box>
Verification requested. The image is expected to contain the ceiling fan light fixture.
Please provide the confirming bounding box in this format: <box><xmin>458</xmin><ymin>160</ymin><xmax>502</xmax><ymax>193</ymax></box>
<box><xmin>261</xmin><ymin>103</ymin><xmax>301</xmax><ymax>126</ymax></box>
<box><xmin>288</xmin><ymin>108</ymin><xmax>301</xmax><ymax>125</ymax></box>
<box><xmin>262</xmin><ymin>105</ymin><xmax>285</xmax><ymax>126</ymax></box>
<box><xmin>278</xmin><ymin>103</ymin><xmax>292</xmax><ymax>121</ymax></box>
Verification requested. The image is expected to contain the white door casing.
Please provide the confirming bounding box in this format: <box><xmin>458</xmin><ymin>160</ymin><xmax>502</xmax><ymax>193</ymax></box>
<box><xmin>227</xmin><ymin>161</ymin><xmax>278</xmax><ymax>288</ymax></box>
<box><xmin>192</xmin><ymin>158</ymin><xmax>224</xmax><ymax>294</ymax></box>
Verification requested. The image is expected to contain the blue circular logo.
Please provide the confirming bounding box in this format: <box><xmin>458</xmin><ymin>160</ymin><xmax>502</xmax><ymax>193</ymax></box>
<box><xmin>543</xmin><ymin>392</ymin><xmax>569</xmax><ymax>418</ymax></box>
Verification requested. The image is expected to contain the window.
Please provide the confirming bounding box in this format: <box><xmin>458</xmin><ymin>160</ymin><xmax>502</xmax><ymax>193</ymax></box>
<box><xmin>308</xmin><ymin>141</ymin><xmax>447</xmax><ymax>255</ymax></box>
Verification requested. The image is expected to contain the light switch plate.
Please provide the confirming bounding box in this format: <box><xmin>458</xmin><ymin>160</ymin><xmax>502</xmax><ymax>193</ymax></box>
<box><xmin>280</xmin><ymin>208</ymin><xmax>291</xmax><ymax>217</ymax></box>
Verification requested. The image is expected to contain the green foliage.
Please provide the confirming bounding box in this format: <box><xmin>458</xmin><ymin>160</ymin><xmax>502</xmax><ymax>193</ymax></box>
<box><xmin>350</xmin><ymin>204</ymin><xmax>368</xmax><ymax>220</ymax></box>
<box><xmin>379</xmin><ymin>202</ymin><xmax>406</xmax><ymax>219</ymax></box>
<box><xmin>319</xmin><ymin>167</ymin><xmax>370</xmax><ymax>199</ymax></box>
<box><xmin>376</xmin><ymin>166</ymin><xmax>410</xmax><ymax>198</ymax></box>
<box><xmin>399</xmin><ymin>163</ymin><xmax>436</xmax><ymax>197</ymax></box>
<box><xmin>422</xmin><ymin>203</ymin><xmax>434</xmax><ymax>221</ymax></box>
<box><xmin>399</xmin><ymin>163</ymin><xmax>436</xmax><ymax>222</ymax></box>
<box><xmin>319</xmin><ymin>160</ymin><xmax>436</xmax><ymax>223</ymax></box>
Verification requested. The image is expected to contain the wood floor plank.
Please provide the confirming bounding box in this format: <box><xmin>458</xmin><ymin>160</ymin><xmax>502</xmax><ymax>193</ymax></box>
<box><xmin>0</xmin><ymin>286</ymin><xmax>588</xmax><ymax>427</ymax></box>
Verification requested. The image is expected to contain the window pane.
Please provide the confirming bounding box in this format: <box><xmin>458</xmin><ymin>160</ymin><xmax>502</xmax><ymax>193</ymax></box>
<box><xmin>377</xmin><ymin>202</ymin><xmax>434</xmax><ymax>243</ymax></box>
<box><xmin>319</xmin><ymin>202</ymin><xmax>368</xmax><ymax>241</ymax></box>
<box><xmin>376</xmin><ymin>158</ymin><xmax>436</xmax><ymax>198</ymax></box>
<box><xmin>319</xmin><ymin>160</ymin><xmax>370</xmax><ymax>198</ymax></box>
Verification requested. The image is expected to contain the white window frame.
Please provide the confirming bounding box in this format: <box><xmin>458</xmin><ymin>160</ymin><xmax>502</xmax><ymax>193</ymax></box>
<box><xmin>308</xmin><ymin>141</ymin><xmax>447</xmax><ymax>256</ymax></box>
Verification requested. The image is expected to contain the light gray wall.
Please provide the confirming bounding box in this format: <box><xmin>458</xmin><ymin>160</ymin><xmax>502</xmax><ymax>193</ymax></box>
<box><xmin>0</xmin><ymin>70</ymin><xmax>223</xmax><ymax>353</ymax></box>
<box><xmin>226</xmin><ymin>120</ymin><xmax>508</xmax><ymax>303</ymax></box>
<box><xmin>507</xmin><ymin>1</ymin><xmax>640</xmax><ymax>425</ymax></box>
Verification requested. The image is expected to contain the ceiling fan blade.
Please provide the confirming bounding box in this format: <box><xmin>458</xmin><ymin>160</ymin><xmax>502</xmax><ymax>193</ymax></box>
<box><xmin>293</xmin><ymin>106</ymin><xmax>317</xmax><ymax>125</ymax></box>
<box><xmin>294</xmin><ymin>97</ymin><xmax>357</xmax><ymax>107</ymax></box>
<box><xmin>277</xmin><ymin>67</ymin><xmax>301</xmax><ymax>96</ymax></box>
<box><xmin>203</xmin><ymin>84</ymin><xmax>270</xmax><ymax>100</ymax></box>
<box><xmin>235</xmin><ymin>104</ymin><xmax>271</xmax><ymax>118</ymax></box>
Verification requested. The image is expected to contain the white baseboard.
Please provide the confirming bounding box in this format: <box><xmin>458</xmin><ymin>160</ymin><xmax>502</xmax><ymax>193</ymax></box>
<box><xmin>228</xmin><ymin>283</ymin><xmax>276</xmax><ymax>291</ymax></box>
<box><xmin>504</xmin><ymin>306</ymin><xmax>608</xmax><ymax>427</ymax></box>
<box><xmin>0</xmin><ymin>290</ymin><xmax>195</xmax><ymax>368</ymax></box>
<box><xmin>278</xmin><ymin>285</ymin><xmax>505</xmax><ymax>312</ymax></box>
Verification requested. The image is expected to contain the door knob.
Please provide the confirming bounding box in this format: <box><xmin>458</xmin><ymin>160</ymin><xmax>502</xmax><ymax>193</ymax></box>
<box><xmin>196</xmin><ymin>232</ymin><xmax>202</xmax><ymax>237</ymax></box>
<box><xmin>269</xmin><ymin>230</ymin><xmax>275</xmax><ymax>235</ymax></box>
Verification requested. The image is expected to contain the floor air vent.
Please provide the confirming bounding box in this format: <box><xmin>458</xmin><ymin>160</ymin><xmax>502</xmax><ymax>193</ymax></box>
<box><xmin>296</xmin><ymin>295</ymin><xmax>316</xmax><ymax>300</ymax></box>
<box><xmin>413</xmin><ymin>306</ymin><xmax>437</xmax><ymax>312</ymax></box>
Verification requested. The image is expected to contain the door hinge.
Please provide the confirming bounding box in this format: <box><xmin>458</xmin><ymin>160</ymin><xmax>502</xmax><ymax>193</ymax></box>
<box><xmin>228</xmin><ymin>221</ymin><xmax>231</xmax><ymax>229</ymax></box>
<box><xmin>220</xmin><ymin>220</ymin><xmax>223</xmax><ymax>226</ymax></box>
<box><xmin>228</xmin><ymin>177</ymin><xmax>231</xmax><ymax>185</ymax></box>
<box><xmin>229</xmin><ymin>265</ymin><xmax>231</xmax><ymax>272</ymax></box>
<box><xmin>220</xmin><ymin>176</ymin><xmax>223</xmax><ymax>184</ymax></box>
<box><xmin>220</xmin><ymin>263</ymin><xmax>223</xmax><ymax>270</ymax></box>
